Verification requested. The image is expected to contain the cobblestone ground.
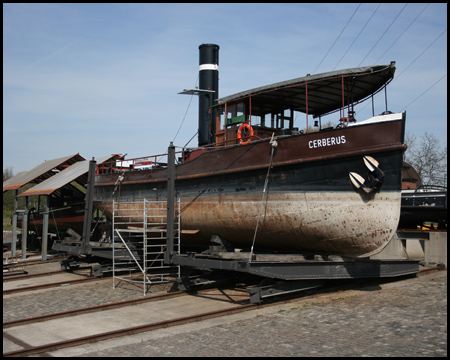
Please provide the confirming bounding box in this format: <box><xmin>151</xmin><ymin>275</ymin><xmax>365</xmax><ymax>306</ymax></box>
<box><xmin>3</xmin><ymin>268</ymin><xmax>446</xmax><ymax>357</ymax></box>
<box><xmin>79</xmin><ymin>271</ymin><xmax>444</xmax><ymax>357</ymax></box>
<box><xmin>3</xmin><ymin>276</ymin><xmax>176</xmax><ymax>323</ymax></box>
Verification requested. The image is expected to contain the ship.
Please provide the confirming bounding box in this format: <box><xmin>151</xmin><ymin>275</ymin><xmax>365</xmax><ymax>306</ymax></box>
<box><xmin>17</xmin><ymin>202</ymin><xmax>85</xmax><ymax>236</ymax></box>
<box><xmin>93</xmin><ymin>44</ymin><xmax>406</xmax><ymax>258</ymax></box>
<box><xmin>400</xmin><ymin>162</ymin><xmax>447</xmax><ymax>229</ymax></box>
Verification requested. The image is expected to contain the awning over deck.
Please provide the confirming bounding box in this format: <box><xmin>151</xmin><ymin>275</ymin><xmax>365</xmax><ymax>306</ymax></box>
<box><xmin>216</xmin><ymin>62</ymin><xmax>396</xmax><ymax>118</ymax></box>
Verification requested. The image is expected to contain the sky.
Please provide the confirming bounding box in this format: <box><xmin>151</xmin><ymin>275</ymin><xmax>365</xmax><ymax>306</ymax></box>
<box><xmin>3</xmin><ymin>3</ymin><xmax>447</xmax><ymax>174</ymax></box>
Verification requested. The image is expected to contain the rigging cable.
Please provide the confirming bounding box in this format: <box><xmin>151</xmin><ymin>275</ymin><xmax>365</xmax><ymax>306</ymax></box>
<box><xmin>172</xmin><ymin>74</ymin><xmax>199</xmax><ymax>144</ymax></box>
<box><xmin>312</xmin><ymin>3</ymin><xmax>361</xmax><ymax>74</ymax></box>
<box><xmin>374</xmin><ymin>3</ymin><xmax>430</xmax><ymax>64</ymax></box>
<box><xmin>333</xmin><ymin>3</ymin><xmax>381</xmax><ymax>70</ymax></box>
<box><xmin>183</xmin><ymin>131</ymin><xmax>198</xmax><ymax>149</ymax></box>
<box><xmin>394</xmin><ymin>28</ymin><xmax>447</xmax><ymax>81</ymax></box>
<box><xmin>402</xmin><ymin>74</ymin><xmax>447</xmax><ymax>110</ymax></box>
<box><xmin>51</xmin><ymin>209</ymin><xmax>61</xmax><ymax>241</ymax></box>
<box><xmin>358</xmin><ymin>3</ymin><xmax>408</xmax><ymax>66</ymax></box>
<box><xmin>356</xmin><ymin>28</ymin><xmax>447</xmax><ymax>113</ymax></box>
<box><xmin>249</xmin><ymin>134</ymin><xmax>278</xmax><ymax>263</ymax></box>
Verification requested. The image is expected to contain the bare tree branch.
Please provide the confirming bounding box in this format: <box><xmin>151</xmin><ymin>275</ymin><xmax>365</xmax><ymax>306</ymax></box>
<box><xmin>404</xmin><ymin>132</ymin><xmax>447</xmax><ymax>187</ymax></box>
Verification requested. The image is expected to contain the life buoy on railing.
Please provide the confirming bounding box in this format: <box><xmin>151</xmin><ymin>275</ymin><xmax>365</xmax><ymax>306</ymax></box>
<box><xmin>237</xmin><ymin>122</ymin><xmax>254</xmax><ymax>145</ymax></box>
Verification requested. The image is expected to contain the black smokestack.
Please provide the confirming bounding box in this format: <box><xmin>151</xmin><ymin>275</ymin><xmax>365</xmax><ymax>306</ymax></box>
<box><xmin>198</xmin><ymin>44</ymin><xmax>219</xmax><ymax>146</ymax></box>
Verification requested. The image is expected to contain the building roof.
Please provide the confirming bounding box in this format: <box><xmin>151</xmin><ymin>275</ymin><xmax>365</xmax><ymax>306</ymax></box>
<box><xmin>216</xmin><ymin>63</ymin><xmax>396</xmax><ymax>118</ymax></box>
<box><xmin>3</xmin><ymin>154</ymin><xmax>85</xmax><ymax>192</ymax></box>
<box><xmin>402</xmin><ymin>161</ymin><xmax>421</xmax><ymax>189</ymax></box>
<box><xmin>17</xmin><ymin>155</ymin><xmax>119</xmax><ymax>198</ymax></box>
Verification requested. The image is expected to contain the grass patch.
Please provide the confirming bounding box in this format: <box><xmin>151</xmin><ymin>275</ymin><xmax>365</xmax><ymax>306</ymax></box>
<box><xmin>3</xmin><ymin>209</ymin><xmax>13</xmax><ymax>231</ymax></box>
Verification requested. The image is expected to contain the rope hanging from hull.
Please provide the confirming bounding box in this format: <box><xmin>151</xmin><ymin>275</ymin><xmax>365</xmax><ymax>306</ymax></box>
<box><xmin>249</xmin><ymin>134</ymin><xmax>278</xmax><ymax>262</ymax></box>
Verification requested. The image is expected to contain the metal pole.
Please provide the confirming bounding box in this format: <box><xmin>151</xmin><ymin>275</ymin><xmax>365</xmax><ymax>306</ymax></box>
<box><xmin>81</xmin><ymin>158</ymin><xmax>97</xmax><ymax>253</ymax></box>
<box><xmin>305</xmin><ymin>82</ymin><xmax>309</xmax><ymax>133</ymax></box>
<box><xmin>341</xmin><ymin>75</ymin><xmax>346</xmax><ymax>124</ymax></box>
<box><xmin>372</xmin><ymin>94</ymin><xmax>374</xmax><ymax>116</ymax></box>
<box><xmin>384</xmin><ymin>85</ymin><xmax>388</xmax><ymax>112</ymax></box>
<box><xmin>165</xmin><ymin>142</ymin><xmax>175</xmax><ymax>265</ymax></box>
<box><xmin>21</xmin><ymin>196</ymin><xmax>29</xmax><ymax>259</ymax></box>
<box><xmin>11</xmin><ymin>190</ymin><xmax>18</xmax><ymax>257</ymax></box>
<box><xmin>112</xmin><ymin>200</ymin><xmax>116</xmax><ymax>289</ymax></box>
<box><xmin>41</xmin><ymin>196</ymin><xmax>49</xmax><ymax>261</ymax></box>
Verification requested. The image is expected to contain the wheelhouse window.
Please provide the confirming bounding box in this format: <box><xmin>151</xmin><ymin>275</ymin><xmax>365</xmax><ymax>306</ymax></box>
<box><xmin>224</xmin><ymin>102</ymin><xmax>246</xmax><ymax>127</ymax></box>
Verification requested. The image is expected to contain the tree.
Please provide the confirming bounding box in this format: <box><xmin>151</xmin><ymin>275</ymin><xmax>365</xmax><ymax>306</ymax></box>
<box><xmin>3</xmin><ymin>167</ymin><xmax>15</xmax><ymax>209</ymax></box>
<box><xmin>3</xmin><ymin>167</ymin><xmax>15</xmax><ymax>224</ymax></box>
<box><xmin>404</xmin><ymin>132</ymin><xmax>447</xmax><ymax>187</ymax></box>
<box><xmin>3</xmin><ymin>167</ymin><xmax>47</xmax><ymax>213</ymax></box>
<box><xmin>3</xmin><ymin>166</ymin><xmax>14</xmax><ymax>182</ymax></box>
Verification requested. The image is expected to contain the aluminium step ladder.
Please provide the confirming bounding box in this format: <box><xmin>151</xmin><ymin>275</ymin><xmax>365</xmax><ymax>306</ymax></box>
<box><xmin>112</xmin><ymin>198</ymin><xmax>180</xmax><ymax>295</ymax></box>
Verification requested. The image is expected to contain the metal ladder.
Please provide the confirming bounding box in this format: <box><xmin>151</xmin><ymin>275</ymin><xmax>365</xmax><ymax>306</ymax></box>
<box><xmin>112</xmin><ymin>198</ymin><xmax>180</xmax><ymax>295</ymax></box>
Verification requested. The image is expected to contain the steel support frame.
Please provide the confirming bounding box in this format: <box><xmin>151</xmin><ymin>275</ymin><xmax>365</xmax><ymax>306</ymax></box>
<box><xmin>171</xmin><ymin>254</ymin><xmax>419</xmax><ymax>280</ymax></box>
<box><xmin>246</xmin><ymin>279</ymin><xmax>324</xmax><ymax>304</ymax></box>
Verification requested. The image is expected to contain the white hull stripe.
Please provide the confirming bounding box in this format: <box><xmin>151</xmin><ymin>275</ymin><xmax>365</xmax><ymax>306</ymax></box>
<box><xmin>199</xmin><ymin>64</ymin><xmax>218</xmax><ymax>71</ymax></box>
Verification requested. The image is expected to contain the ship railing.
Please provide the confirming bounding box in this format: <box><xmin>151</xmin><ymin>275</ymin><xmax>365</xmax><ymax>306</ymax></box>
<box><xmin>96</xmin><ymin>135</ymin><xmax>267</xmax><ymax>175</ymax></box>
<box><xmin>215</xmin><ymin>134</ymin><xmax>264</xmax><ymax>147</ymax></box>
<box><xmin>96</xmin><ymin>152</ymin><xmax>174</xmax><ymax>174</ymax></box>
<box><xmin>413</xmin><ymin>184</ymin><xmax>447</xmax><ymax>192</ymax></box>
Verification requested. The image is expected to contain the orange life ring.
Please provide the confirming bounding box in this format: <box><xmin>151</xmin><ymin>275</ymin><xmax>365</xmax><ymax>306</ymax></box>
<box><xmin>237</xmin><ymin>123</ymin><xmax>254</xmax><ymax>145</ymax></box>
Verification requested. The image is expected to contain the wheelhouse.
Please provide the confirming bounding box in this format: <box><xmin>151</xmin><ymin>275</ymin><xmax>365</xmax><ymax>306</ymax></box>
<box><xmin>213</xmin><ymin>62</ymin><xmax>396</xmax><ymax>147</ymax></box>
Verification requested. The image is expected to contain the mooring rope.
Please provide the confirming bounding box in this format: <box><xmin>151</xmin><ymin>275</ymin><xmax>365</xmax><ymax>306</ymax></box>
<box><xmin>249</xmin><ymin>134</ymin><xmax>278</xmax><ymax>262</ymax></box>
<box><xmin>50</xmin><ymin>209</ymin><xmax>61</xmax><ymax>241</ymax></box>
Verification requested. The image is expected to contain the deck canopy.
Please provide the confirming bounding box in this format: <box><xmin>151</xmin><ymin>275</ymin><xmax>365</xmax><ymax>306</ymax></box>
<box><xmin>216</xmin><ymin>62</ymin><xmax>396</xmax><ymax>118</ymax></box>
<box><xmin>17</xmin><ymin>155</ymin><xmax>120</xmax><ymax>200</ymax></box>
<box><xmin>3</xmin><ymin>154</ymin><xmax>85</xmax><ymax>193</ymax></box>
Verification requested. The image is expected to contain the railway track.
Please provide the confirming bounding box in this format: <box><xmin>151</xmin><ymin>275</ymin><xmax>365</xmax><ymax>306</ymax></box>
<box><xmin>3</xmin><ymin>267</ymin><xmax>155</xmax><ymax>295</ymax></box>
<box><xmin>3</xmin><ymin>266</ymin><xmax>443</xmax><ymax>357</ymax></box>
<box><xmin>3</xmin><ymin>257</ymin><xmax>67</xmax><ymax>269</ymax></box>
<box><xmin>3</xmin><ymin>286</ymin><xmax>251</xmax><ymax>357</ymax></box>
<box><xmin>3</xmin><ymin>276</ymin><xmax>103</xmax><ymax>295</ymax></box>
<box><xmin>3</xmin><ymin>267</ymin><xmax>94</xmax><ymax>282</ymax></box>
<box><xmin>3</xmin><ymin>290</ymin><xmax>189</xmax><ymax>329</ymax></box>
<box><xmin>4</xmin><ymin>302</ymin><xmax>256</xmax><ymax>357</ymax></box>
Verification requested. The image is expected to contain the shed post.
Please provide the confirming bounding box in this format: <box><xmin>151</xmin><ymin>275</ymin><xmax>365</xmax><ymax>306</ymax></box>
<box><xmin>41</xmin><ymin>196</ymin><xmax>49</xmax><ymax>261</ymax></box>
<box><xmin>21</xmin><ymin>196</ymin><xmax>29</xmax><ymax>259</ymax></box>
<box><xmin>11</xmin><ymin>189</ymin><xmax>18</xmax><ymax>257</ymax></box>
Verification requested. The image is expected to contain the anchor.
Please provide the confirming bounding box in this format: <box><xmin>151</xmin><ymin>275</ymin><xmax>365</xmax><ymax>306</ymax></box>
<box><xmin>349</xmin><ymin>156</ymin><xmax>385</xmax><ymax>193</ymax></box>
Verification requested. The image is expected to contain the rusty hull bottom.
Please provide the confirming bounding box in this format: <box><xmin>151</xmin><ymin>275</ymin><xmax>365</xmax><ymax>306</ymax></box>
<box><xmin>97</xmin><ymin>190</ymin><xmax>401</xmax><ymax>258</ymax></box>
